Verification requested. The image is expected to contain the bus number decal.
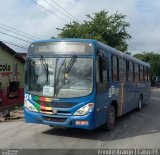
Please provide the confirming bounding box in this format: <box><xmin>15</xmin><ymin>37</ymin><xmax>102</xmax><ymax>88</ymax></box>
<box><xmin>108</xmin><ymin>86</ymin><xmax>119</xmax><ymax>97</ymax></box>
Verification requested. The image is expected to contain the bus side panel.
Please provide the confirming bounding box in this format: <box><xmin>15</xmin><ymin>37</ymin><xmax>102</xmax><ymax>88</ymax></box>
<box><xmin>95</xmin><ymin>53</ymin><xmax>120</xmax><ymax>128</ymax></box>
<box><xmin>95</xmin><ymin>91</ymin><xmax>108</xmax><ymax>128</ymax></box>
<box><xmin>123</xmin><ymin>81</ymin><xmax>151</xmax><ymax>114</ymax></box>
<box><xmin>94</xmin><ymin>53</ymin><xmax>111</xmax><ymax>128</ymax></box>
<box><xmin>136</xmin><ymin>81</ymin><xmax>151</xmax><ymax>105</ymax></box>
<box><xmin>122</xmin><ymin>82</ymin><xmax>137</xmax><ymax>114</ymax></box>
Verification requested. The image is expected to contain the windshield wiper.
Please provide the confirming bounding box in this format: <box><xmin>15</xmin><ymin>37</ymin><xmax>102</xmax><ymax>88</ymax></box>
<box><xmin>54</xmin><ymin>58</ymin><xmax>66</xmax><ymax>97</ymax></box>
<box><xmin>54</xmin><ymin>56</ymin><xmax>77</xmax><ymax>97</ymax></box>
<box><xmin>40</xmin><ymin>55</ymin><xmax>49</xmax><ymax>83</ymax></box>
<box><xmin>65</xmin><ymin>55</ymin><xmax>77</xmax><ymax>74</ymax></box>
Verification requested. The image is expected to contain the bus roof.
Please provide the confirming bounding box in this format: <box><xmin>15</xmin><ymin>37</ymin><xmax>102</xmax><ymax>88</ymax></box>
<box><xmin>32</xmin><ymin>38</ymin><xmax>150</xmax><ymax>68</ymax></box>
<box><xmin>32</xmin><ymin>38</ymin><xmax>97</xmax><ymax>44</ymax></box>
<box><xmin>97</xmin><ymin>41</ymin><xmax>150</xmax><ymax>68</ymax></box>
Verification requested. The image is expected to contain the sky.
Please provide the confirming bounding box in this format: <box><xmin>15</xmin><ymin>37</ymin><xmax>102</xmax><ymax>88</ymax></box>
<box><xmin>0</xmin><ymin>0</ymin><xmax>160</xmax><ymax>54</ymax></box>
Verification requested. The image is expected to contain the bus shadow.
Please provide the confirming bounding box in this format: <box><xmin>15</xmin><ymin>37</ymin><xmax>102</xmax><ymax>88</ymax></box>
<box><xmin>43</xmin><ymin>98</ymin><xmax>160</xmax><ymax>141</ymax></box>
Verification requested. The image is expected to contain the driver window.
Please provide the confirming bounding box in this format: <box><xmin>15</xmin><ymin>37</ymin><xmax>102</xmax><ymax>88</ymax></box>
<box><xmin>97</xmin><ymin>56</ymin><xmax>109</xmax><ymax>92</ymax></box>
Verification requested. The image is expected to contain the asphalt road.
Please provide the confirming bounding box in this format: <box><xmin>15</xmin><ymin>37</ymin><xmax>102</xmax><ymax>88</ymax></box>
<box><xmin>0</xmin><ymin>88</ymin><xmax>160</xmax><ymax>150</ymax></box>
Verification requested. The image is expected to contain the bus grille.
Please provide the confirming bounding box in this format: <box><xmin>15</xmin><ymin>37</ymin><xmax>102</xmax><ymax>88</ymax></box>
<box><xmin>51</xmin><ymin>102</ymin><xmax>76</xmax><ymax>108</ymax></box>
<box><xmin>43</xmin><ymin>116</ymin><xmax>67</xmax><ymax>123</ymax></box>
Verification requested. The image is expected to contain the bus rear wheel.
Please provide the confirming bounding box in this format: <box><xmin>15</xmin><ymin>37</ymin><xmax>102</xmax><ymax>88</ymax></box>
<box><xmin>137</xmin><ymin>96</ymin><xmax>143</xmax><ymax>111</ymax></box>
<box><xmin>103</xmin><ymin>105</ymin><xmax>116</xmax><ymax>131</ymax></box>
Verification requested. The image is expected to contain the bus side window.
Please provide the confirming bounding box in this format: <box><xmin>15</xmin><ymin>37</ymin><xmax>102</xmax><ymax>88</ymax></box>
<box><xmin>128</xmin><ymin>62</ymin><xmax>133</xmax><ymax>81</ymax></box>
<box><xmin>144</xmin><ymin>67</ymin><xmax>147</xmax><ymax>81</ymax></box>
<box><xmin>97</xmin><ymin>56</ymin><xmax>108</xmax><ymax>92</ymax></box>
<box><xmin>112</xmin><ymin>56</ymin><xmax>118</xmax><ymax>82</ymax></box>
<box><xmin>133</xmin><ymin>63</ymin><xmax>135</xmax><ymax>81</ymax></box>
<box><xmin>119</xmin><ymin>58</ymin><xmax>126</xmax><ymax>82</ymax></box>
<box><xmin>140</xmin><ymin>65</ymin><xmax>144</xmax><ymax>81</ymax></box>
<box><xmin>134</xmin><ymin>63</ymin><xmax>139</xmax><ymax>82</ymax></box>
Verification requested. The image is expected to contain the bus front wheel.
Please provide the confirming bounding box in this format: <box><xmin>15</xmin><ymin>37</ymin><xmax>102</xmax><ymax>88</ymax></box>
<box><xmin>104</xmin><ymin>105</ymin><xmax>116</xmax><ymax>131</ymax></box>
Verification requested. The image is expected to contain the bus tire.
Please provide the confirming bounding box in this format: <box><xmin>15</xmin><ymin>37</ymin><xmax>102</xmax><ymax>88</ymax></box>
<box><xmin>137</xmin><ymin>96</ymin><xmax>143</xmax><ymax>111</ymax></box>
<box><xmin>104</xmin><ymin>105</ymin><xmax>116</xmax><ymax>131</ymax></box>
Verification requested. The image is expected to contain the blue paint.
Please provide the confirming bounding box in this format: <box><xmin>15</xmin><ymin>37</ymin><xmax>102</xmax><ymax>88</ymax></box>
<box><xmin>24</xmin><ymin>39</ymin><xmax>151</xmax><ymax>130</ymax></box>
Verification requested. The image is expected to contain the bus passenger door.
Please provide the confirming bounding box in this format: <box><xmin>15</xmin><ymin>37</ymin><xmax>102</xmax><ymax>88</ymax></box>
<box><xmin>95</xmin><ymin>55</ymin><xmax>109</xmax><ymax>127</ymax></box>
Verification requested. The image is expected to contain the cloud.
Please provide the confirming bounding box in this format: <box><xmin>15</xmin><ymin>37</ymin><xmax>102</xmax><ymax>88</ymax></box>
<box><xmin>0</xmin><ymin>0</ymin><xmax>160</xmax><ymax>53</ymax></box>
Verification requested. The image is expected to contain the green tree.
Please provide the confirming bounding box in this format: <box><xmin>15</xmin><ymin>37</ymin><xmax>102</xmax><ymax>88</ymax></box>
<box><xmin>134</xmin><ymin>52</ymin><xmax>160</xmax><ymax>76</ymax></box>
<box><xmin>57</xmin><ymin>10</ymin><xmax>131</xmax><ymax>52</ymax></box>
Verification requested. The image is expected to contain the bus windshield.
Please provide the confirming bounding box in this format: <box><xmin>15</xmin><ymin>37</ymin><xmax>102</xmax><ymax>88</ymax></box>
<box><xmin>27</xmin><ymin>57</ymin><xmax>93</xmax><ymax>98</ymax></box>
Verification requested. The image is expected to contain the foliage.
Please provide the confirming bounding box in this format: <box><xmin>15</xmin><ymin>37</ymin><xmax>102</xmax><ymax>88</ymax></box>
<box><xmin>56</xmin><ymin>10</ymin><xmax>131</xmax><ymax>52</ymax></box>
<box><xmin>134</xmin><ymin>52</ymin><xmax>160</xmax><ymax>76</ymax></box>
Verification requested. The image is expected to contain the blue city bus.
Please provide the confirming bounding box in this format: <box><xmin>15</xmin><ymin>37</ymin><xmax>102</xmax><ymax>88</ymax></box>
<box><xmin>24</xmin><ymin>39</ymin><xmax>151</xmax><ymax>130</ymax></box>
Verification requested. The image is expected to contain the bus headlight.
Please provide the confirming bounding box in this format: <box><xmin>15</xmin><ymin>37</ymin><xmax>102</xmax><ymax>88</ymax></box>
<box><xmin>74</xmin><ymin>103</ymin><xmax>94</xmax><ymax>116</ymax></box>
<box><xmin>24</xmin><ymin>99</ymin><xmax>38</xmax><ymax>112</ymax></box>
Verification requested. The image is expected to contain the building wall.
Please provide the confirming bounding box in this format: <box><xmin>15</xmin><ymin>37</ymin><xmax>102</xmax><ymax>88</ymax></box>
<box><xmin>0</xmin><ymin>46</ymin><xmax>24</xmax><ymax>87</ymax></box>
<box><xmin>0</xmin><ymin>46</ymin><xmax>25</xmax><ymax>106</ymax></box>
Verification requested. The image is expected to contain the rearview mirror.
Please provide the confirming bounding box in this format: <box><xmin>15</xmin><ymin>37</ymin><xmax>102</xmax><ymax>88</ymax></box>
<box><xmin>98</xmin><ymin>49</ymin><xmax>104</xmax><ymax>57</ymax></box>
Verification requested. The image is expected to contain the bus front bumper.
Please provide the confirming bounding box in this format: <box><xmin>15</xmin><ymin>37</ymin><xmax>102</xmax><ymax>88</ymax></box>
<box><xmin>24</xmin><ymin>108</ymin><xmax>95</xmax><ymax>130</ymax></box>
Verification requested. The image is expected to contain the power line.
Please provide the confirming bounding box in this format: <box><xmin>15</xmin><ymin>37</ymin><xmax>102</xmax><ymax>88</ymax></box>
<box><xmin>31</xmin><ymin>0</ymin><xmax>68</xmax><ymax>22</ymax></box>
<box><xmin>50</xmin><ymin>0</ymin><xmax>80</xmax><ymax>22</ymax></box>
<box><xmin>42</xmin><ymin>0</ymin><xmax>74</xmax><ymax>21</ymax></box>
<box><xmin>0</xmin><ymin>31</ymin><xmax>31</xmax><ymax>43</ymax></box>
<box><xmin>0</xmin><ymin>22</ymin><xmax>41</xmax><ymax>40</ymax></box>
<box><xmin>0</xmin><ymin>26</ymin><xmax>35</xmax><ymax>41</ymax></box>
<box><xmin>1</xmin><ymin>40</ymin><xmax>28</xmax><ymax>50</ymax></box>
